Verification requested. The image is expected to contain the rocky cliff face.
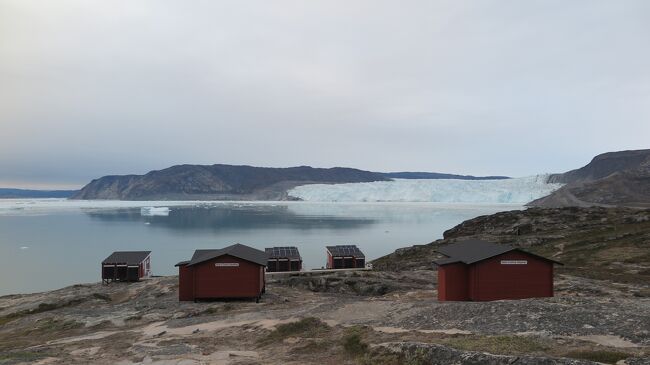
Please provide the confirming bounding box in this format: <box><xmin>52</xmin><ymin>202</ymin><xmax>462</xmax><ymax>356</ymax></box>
<box><xmin>530</xmin><ymin>149</ymin><xmax>650</xmax><ymax>207</ymax></box>
<box><xmin>72</xmin><ymin>164</ymin><xmax>389</xmax><ymax>200</ymax></box>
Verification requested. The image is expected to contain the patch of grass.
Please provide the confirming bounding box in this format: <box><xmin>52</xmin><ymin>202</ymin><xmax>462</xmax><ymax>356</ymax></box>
<box><xmin>445</xmin><ymin>335</ymin><xmax>548</xmax><ymax>355</ymax></box>
<box><xmin>0</xmin><ymin>351</ymin><xmax>44</xmax><ymax>364</ymax></box>
<box><xmin>341</xmin><ymin>327</ymin><xmax>369</xmax><ymax>358</ymax></box>
<box><xmin>0</xmin><ymin>316</ymin><xmax>16</xmax><ymax>326</ymax></box>
<box><xmin>291</xmin><ymin>339</ymin><xmax>334</xmax><ymax>354</ymax></box>
<box><xmin>0</xmin><ymin>319</ymin><xmax>84</xmax><ymax>353</ymax></box>
<box><xmin>26</xmin><ymin>318</ymin><xmax>84</xmax><ymax>334</ymax></box>
<box><xmin>92</xmin><ymin>293</ymin><xmax>112</xmax><ymax>301</ymax></box>
<box><xmin>259</xmin><ymin>317</ymin><xmax>330</xmax><ymax>345</ymax></box>
<box><xmin>565</xmin><ymin>350</ymin><xmax>631</xmax><ymax>364</ymax></box>
<box><xmin>358</xmin><ymin>350</ymin><xmax>405</xmax><ymax>365</ymax></box>
<box><xmin>0</xmin><ymin>298</ymin><xmax>89</xmax><ymax>326</ymax></box>
<box><xmin>201</xmin><ymin>303</ymin><xmax>235</xmax><ymax>315</ymax></box>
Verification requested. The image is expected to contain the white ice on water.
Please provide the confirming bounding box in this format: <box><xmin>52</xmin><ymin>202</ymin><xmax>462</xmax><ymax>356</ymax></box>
<box><xmin>288</xmin><ymin>175</ymin><xmax>562</xmax><ymax>204</ymax></box>
<box><xmin>140</xmin><ymin>207</ymin><xmax>170</xmax><ymax>216</ymax></box>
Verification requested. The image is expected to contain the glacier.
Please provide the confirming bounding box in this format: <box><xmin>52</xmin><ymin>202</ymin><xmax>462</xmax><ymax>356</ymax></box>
<box><xmin>287</xmin><ymin>175</ymin><xmax>562</xmax><ymax>204</ymax></box>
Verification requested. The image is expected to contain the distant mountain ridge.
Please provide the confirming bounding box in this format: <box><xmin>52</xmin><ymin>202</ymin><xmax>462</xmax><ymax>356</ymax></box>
<box><xmin>383</xmin><ymin>172</ymin><xmax>509</xmax><ymax>180</ymax></box>
<box><xmin>529</xmin><ymin>149</ymin><xmax>650</xmax><ymax>208</ymax></box>
<box><xmin>72</xmin><ymin>164</ymin><xmax>512</xmax><ymax>201</ymax></box>
<box><xmin>0</xmin><ymin>188</ymin><xmax>78</xmax><ymax>199</ymax></box>
<box><xmin>72</xmin><ymin>164</ymin><xmax>390</xmax><ymax>200</ymax></box>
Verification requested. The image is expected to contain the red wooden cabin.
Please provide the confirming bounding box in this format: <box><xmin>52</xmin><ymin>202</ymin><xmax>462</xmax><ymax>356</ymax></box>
<box><xmin>326</xmin><ymin>245</ymin><xmax>365</xmax><ymax>269</ymax></box>
<box><xmin>176</xmin><ymin>244</ymin><xmax>266</xmax><ymax>302</ymax></box>
<box><xmin>435</xmin><ymin>240</ymin><xmax>562</xmax><ymax>301</ymax></box>
<box><xmin>265</xmin><ymin>246</ymin><xmax>302</xmax><ymax>272</ymax></box>
<box><xmin>102</xmin><ymin>251</ymin><xmax>151</xmax><ymax>284</ymax></box>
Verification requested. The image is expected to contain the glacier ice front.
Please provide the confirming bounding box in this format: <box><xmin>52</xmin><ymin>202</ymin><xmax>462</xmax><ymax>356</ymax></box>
<box><xmin>287</xmin><ymin>175</ymin><xmax>562</xmax><ymax>204</ymax></box>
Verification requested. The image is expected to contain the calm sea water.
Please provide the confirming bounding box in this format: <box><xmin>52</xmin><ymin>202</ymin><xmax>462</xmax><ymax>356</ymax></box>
<box><xmin>0</xmin><ymin>201</ymin><xmax>521</xmax><ymax>295</ymax></box>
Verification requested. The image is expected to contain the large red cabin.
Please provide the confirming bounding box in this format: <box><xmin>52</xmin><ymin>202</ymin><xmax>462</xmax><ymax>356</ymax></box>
<box><xmin>176</xmin><ymin>244</ymin><xmax>266</xmax><ymax>302</ymax></box>
<box><xmin>435</xmin><ymin>240</ymin><xmax>562</xmax><ymax>301</ymax></box>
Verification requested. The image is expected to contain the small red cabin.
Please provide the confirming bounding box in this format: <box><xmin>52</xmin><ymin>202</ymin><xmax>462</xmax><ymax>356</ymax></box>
<box><xmin>102</xmin><ymin>251</ymin><xmax>151</xmax><ymax>284</ymax></box>
<box><xmin>265</xmin><ymin>246</ymin><xmax>302</xmax><ymax>272</ymax></box>
<box><xmin>326</xmin><ymin>245</ymin><xmax>365</xmax><ymax>269</ymax></box>
<box><xmin>435</xmin><ymin>240</ymin><xmax>562</xmax><ymax>301</ymax></box>
<box><xmin>176</xmin><ymin>244</ymin><xmax>266</xmax><ymax>302</ymax></box>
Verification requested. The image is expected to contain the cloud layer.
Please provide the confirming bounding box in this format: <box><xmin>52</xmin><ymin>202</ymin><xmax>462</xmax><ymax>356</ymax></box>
<box><xmin>1</xmin><ymin>1</ymin><xmax>649</xmax><ymax>188</ymax></box>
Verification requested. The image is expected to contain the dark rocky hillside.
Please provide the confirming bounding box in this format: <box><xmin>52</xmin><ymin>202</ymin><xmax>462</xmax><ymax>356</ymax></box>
<box><xmin>547</xmin><ymin>149</ymin><xmax>650</xmax><ymax>184</ymax></box>
<box><xmin>530</xmin><ymin>149</ymin><xmax>650</xmax><ymax>207</ymax></box>
<box><xmin>0</xmin><ymin>188</ymin><xmax>77</xmax><ymax>199</ymax></box>
<box><xmin>72</xmin><ymin>164</ymin><xmax>389</xmax><ymax>200</ymax></box>
<box><xmin>373</xmin><ymin>206</ymin><xmax>650</xmax><ymax>285</ymax></box>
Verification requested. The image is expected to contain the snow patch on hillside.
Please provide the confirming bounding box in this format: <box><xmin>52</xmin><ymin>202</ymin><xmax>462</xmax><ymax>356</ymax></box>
<box><xmin>288</xmin><ymin>175</ymin><xmax>562</xmax><ymax>204</ymax></box>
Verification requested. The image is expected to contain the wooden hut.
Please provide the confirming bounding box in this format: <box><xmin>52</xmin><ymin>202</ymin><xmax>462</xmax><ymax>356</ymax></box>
<box><xmin>102</xmin><ymin>251</ymin><xmax>151</xmax><ymax>283</ymax></box>
<box><xmin>326</xmin><ymin>245</ymin><xmax>365</xmax><ymax>269</ymax></box>
<box><xmin>176</xmin><ymin>244</ymin><xmax>266</xmax><ymax>302</ymax></box>
<box><xmin>265</xmin><ymin>246</ymin><xmax>302</xmax><ymax>272</ymax></box>
<box><xmin>434</xmin><ymin>240</ymin><xmax>562</xmax><ymax>301</ymax></box>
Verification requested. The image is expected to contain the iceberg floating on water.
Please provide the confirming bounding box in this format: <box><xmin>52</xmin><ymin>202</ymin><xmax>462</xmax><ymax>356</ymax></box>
<box><xmin>288</xmin><ymin>175</ymin><xmax>562</xmax><ymax>204</ymax></box>
<box><xmin>140</xmin><ymin>207</ymin><xmax>170</xmax><ymax>216</ymax></box>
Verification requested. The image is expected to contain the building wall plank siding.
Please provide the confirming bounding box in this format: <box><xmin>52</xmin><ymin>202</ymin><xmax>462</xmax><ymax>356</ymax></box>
<box><xmin>435</xmin><ymin>240</ymin><xmax>558</xmax><ymax>302</ymax></box>
<box><xmin>437</xmin><ymin>251</ymin><xmax>555</xmax><ymax>301</ymax></box>
<box><xmin>471</xmin><ymin>251</ymin><xmax>553</xmax><ymax>301</ymax></box>
<box><xmin>437</xmin><ymin>263</ymin><xmax>469</xmax><ymax>301</ymax></box>
<box><xmin>178</xmin><ymin>265</ymin><xmax>194</xmax><ymax>301</ymax></box>
<box><xmin>192</xmin><ymin>255</ymin><xmax>263</xmax><ymax>299</ymax></box>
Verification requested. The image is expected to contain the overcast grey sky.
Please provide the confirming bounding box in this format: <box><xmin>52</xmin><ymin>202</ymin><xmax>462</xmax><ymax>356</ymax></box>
<box><xmin>1</xmin><ymin>1</ymin><xmax>649</xmax><ymax>189</ymax></box>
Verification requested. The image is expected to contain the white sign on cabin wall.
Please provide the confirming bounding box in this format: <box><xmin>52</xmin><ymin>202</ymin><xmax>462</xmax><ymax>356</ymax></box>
<box><xmin>500</xmin><ymin>260</ymin><xmax>528</xmax><ymax>265</ymax></box>
<box><xmin>215</xmin><ymin>263</ymin><xmax>239</xmax><ymax>267</ymax></box>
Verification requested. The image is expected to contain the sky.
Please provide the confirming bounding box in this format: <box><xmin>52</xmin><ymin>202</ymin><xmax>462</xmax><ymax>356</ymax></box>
<box><xmin>1</xmin><ymin>1</ymin><xmax>649</xmax><ymax>189</ymax></box>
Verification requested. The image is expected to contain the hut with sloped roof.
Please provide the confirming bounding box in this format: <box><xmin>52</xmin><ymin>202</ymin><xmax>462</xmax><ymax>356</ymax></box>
<box><xmin>265</xmin><ymin>246</ymin><xmax>302</xmax><ymax>272</ymax></box>
<box><xmin>102</xmin><ymin>251</ymin><xmax>151</xmax><ymax>283</ymax></box>
<box><xmin>176</xmin><ymin>243</ymin><xmax>266</xmax><ymax>302</ymax></box>
<box><xmin>326</xmin><ymin>245</ymin><xmax>365</xmax><ymax>269</ymax></box>
<box><xmin>434</xmin><ymin>239</ymin><xmax>562</xmax><ymax>301</ymax></box>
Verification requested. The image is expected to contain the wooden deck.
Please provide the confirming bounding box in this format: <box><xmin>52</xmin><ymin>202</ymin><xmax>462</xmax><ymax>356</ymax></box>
<box><xmin>265</xmin><ymin>267</ymin><xmax>371</xmax><ymax>277</ymax></box>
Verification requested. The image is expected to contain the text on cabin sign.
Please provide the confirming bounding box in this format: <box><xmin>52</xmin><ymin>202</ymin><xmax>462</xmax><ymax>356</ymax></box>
<box><xmin>215</xmin><ymin>263</ymin><xmax>239</xmax><ymax>267</ymax></box>
<box><xmin>500</xmin><ymin>260</ymin><xmax>527</xmax><ymax>265</ymax></box>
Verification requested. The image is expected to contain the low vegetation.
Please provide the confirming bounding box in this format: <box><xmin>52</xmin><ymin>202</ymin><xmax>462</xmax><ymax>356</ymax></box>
<box><xmin>341</xmin><ymin>327</ymin><xmax>369</xmax><ymax>357</ymax></box>
<box><xmin>201</xmin><ymin>303</ymin><xmax>234</xmax><ymax>315</ymax></box>
<box><xmin>0</xmin><ymin>351</ymin><xmax>45</xmax><ymax>364</ymax></box>
<box><xmin>259</xmin><ymin>317</ymin><xmax>331</xmax><ymax>345</ymax></box>
<box><xmin>444</xmin><ymin>334</ymin><xmax>548</xmax><ymax>355</ymax></box>
<box><xmin>0</xmin><ymin>299</ymin><xmax>87</xmax><ymax>326</ymax></box>
<box><xmin>564</xmin><ymin>349</ymin><xmax>632</xmax><ymax>364</ymax></box>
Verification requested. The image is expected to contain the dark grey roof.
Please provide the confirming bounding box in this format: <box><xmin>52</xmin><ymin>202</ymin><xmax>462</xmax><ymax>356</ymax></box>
<box><xmin>265</xmin><ymin>246</ymin><xmax>301</xmax><ymax>260</ymax></box>
<box><xmin>187</xmin><ymin>243</ymin><xmax>267</xmax><ymax>267</ymax></box>
<box><xmin>434</xmin><ymin>239</ymin><xmax>562</xmax><ymax>265</ymax></box>
<box><xmin>103</xmin><ymin>251</ymin><xmax>151</xmax><ymax>265</ymax></box>
<box><xmin>434</xmin><ymin>257</ymin><xmax>462</xmax><ymax>265</ymax></box>
<box><xmin>326</xmin><ymin>245</ymin><xmax>365</xmax><ymax>258</ymax></box>
<box><xmin>175</xmin><ymin>260</ymin><xmax>190</xmax><ymax>267</ymax></box>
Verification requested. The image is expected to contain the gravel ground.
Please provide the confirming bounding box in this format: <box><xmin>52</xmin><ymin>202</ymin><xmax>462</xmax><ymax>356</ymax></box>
<box><xmin>0</xmin><ymin>272</ymin><xmax>648</xmax><ymax>364</ymax></box>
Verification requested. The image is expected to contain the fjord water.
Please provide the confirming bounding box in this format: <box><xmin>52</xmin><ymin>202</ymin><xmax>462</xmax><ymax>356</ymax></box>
<box><xmin>0</xmin><ymin>201</ymin><xmax>521</xmax><ymax>295</ymax></box>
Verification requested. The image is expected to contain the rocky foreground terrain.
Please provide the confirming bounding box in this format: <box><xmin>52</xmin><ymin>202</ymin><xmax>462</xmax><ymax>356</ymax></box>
<box><xmin>0</xmin><ymin>271</ymin><xmax>648</xmax><ymax>365</ymax></box>
<box><xmin>1</xmin><ymin>206</ymin><xmax>649</xmax><ymax>364</ymax></box>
